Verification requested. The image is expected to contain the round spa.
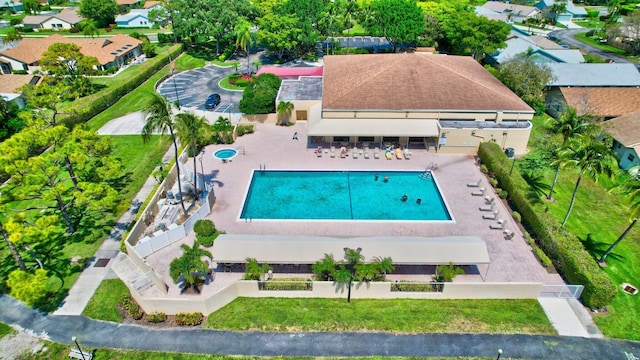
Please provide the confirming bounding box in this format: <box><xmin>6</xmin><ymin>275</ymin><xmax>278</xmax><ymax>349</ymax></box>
<box><xmin>213</xmin><ymin>148</ymin><xmax>238</xmax><ymax>161</ymax></box>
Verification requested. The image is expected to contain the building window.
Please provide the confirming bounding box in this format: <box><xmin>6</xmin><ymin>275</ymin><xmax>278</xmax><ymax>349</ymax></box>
<box><xmin>628</xmin><ymin>154</ymin><xmax>635</xmax><ymax>162</ymax></box>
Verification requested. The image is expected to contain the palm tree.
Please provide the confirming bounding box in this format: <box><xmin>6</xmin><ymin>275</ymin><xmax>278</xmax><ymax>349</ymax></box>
<box><xmin>546</xmin><ymin>107</ymin><xmax>597</xmax><ymax>200</ymax></box>
<box><xmin>211</xmin><ymin>116</ymin><xmax>233</xmax><ymax>144</ymax></box>
<box><xmin>312</xmin><ymin>253</ymin><xmax>337</xmax><ymax>281</ymax></box>
<box><xmin>373</xmin><ymin>256</ymin><xmax>394</xmax><ymax>280</ymax></box>
<box><xmin>244</xmin><ymin>257</ymin><xmax>272</xmax><ymax>281</ymax></box>
<box><xmin>169</xmin><ymin>241</ymin><xmax>212</xmax><ymax>294</ymax></box>
<box><xmin>599</xmin><ymin>172</ymin><xmax>640</xmax><ymax>263</ymax></box>
<box><xmin>142</xmin><ymin>93</ymin><xmax>186</xmax><ymax>214</ymax></box>
<box><xmin>332</xmin><ymin>264</ymin><xmax>356</xmax><ymax>302</ymax></box>
<box><xmin>175</xmin><ymin>112</ymin><xmax>210</xmax><ymax>196</ymax></box>
<box><xmin>557</xmin><ymin>135</ymin><xmax>615</xmax><ymax>226</ymax></box>
<box><xmin>276</xmin><ymin>101</ymin><xmax>294</xmax><ymax>126</ymax></box>
<box><xmin>333</xmin><ymin>247</ymin><xmax>364</xmax><ymax>302</ymax></box>
<box><xmin>343</xmin><ymin>0</ymin><xmax>358</xmax><ymax>52</ymax></box>
<box><xmin>234</xmin><ymin>19</ymin><xmax>252</xmax><ymax>73</ymax></box>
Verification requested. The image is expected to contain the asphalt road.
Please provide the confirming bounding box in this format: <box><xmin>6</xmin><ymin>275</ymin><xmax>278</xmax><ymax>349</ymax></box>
<box><xmin>548</xmin><ymin>29</ymin><xmax>632</xmax><ymax>64</ymax></box>
<box><xmin>157</xmin><ymin>65</ymin><xmax>244</xmax><ymax>113</ymax></box>
<box><xmin>1</xmin><ymin>295</ymin><xmax>640</xmax><ymax>359</ymax></box>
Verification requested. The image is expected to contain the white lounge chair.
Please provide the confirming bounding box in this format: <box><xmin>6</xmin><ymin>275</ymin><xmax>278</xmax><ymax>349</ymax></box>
<box><xmin>330</xmin><ymin>146</ymin><xmax>336</xmax><ymax>158</ymax></box>
<box><xmin>467</xmin><ymin>179</ymin><xmax>482</xmax><ymax>187</ymax></box>
<box><xmin>364</xmin><ymin>148</ymin><xmax>370</xmax><ymax>159</ymax></box>
<box><xmin>490</xmin><ymin>220</ymin><xmax>505</xmax><ymax>230</ymax></box>
<box><xmin>479</xmin><ymin>202</ymin><xmax>495</xmax><ymax>212</ymax></box>
<box><xmin>352</xmin><ymin>147</ymin><xmax>358</xmax><ymax>159</ymax></box>
<box><xmin>484</xmin><ymin>196</ymin><xmax>495</xmax><ymax>205</ymax></box>
<box><xmin>403</xmin><ymin>148</ymin><xmax>411</xmax><ymax>159</ymax></box>
<box><xmin>471</xmin><ymin>187</ymin><xmax>486</xmax><ymax>196</ymax></box>
<box><xmin>374</xmin><ymin>147</ymin><xmax>380</xmax><ymax>159</ymax></box>
<box><xmin>482</xmin><ymin>210</ymin><xmax>499</xmax><ymax>220</ymax></box>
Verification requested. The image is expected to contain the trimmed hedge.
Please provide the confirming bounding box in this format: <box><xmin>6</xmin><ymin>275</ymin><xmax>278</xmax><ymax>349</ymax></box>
<box><xmin>175</xmin><ymin>312</ymin><xmax>203</xmax><ymax>326</ymax></box>
<box><xmin>146</xmin><ymin>311</ymin><xmax>167</xmax><ymax>323</ymax></box>
<box><xmin>59</xmin><ymin>44</ymin><xmax>183</xmax><ymax>127</ymax></box>
<box><xmin>390</xmin><ymin>281</ymin><xmax>443</xmax><ymax>293</ymax></box>
<box><xmin>477</xmin><ymin>142</ymin><xmax>616</xmax><ymax>308</ymax></box>
<box><xmin>262</xmin><ymin>278</ymin><xmax>312</xmax><ymax>291</ymax></box>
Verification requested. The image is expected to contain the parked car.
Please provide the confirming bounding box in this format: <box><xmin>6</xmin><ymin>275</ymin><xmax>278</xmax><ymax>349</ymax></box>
<box><xmin>204</xmin><ymin>94</ymin><xmax>221</xmax><ymax>109</ymax></box>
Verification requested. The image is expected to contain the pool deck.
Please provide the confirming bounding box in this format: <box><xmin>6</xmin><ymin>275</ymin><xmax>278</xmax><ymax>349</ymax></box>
<box><xmin>144</xmin><ymin>121</ymin><xmax>564</xmax><ymax>298</ymax></box>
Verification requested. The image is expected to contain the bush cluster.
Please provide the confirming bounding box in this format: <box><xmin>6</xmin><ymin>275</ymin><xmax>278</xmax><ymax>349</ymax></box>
<box><xmin>390</xmin><ymin>281</ymin><xmax>443</xmax><ymax>292</ymax></box>
<box><xmin>174</xmin><ymin>312</ymin><xmax>203</xmax><ymax>326</ymax></box>
<box><xmin>262</xmin><ymin>278</ymin><xmax>312</xmax><ymax>291</ymax></box>
<box><xmin>236</xmin><ymin>124</ymin><xmax>254</xmax><ymax>137</ymax></box>
<box><xmin>146</xmin><ymin>312</ymin><xmax>167</xmax><ymax>323</ymax></box>
<box><xmin>238</xmin><ymin>73</ymin><xmax>282</xmax><ymax>115</ymax></box>
<box><xmin>117</xmin><ymin>294</ymin><xmax>144</xmax><ymax>320</ymax></box>
<box><xmin>59</xmin><ymin>44</ymin><xmax>183</xmax><ymax>127</ymax></box>
<box><xmin>193</xmin><ymin>219</ymin><xmax>218</xmax><ymax>247</ymax></box>
<box><xmin>477</xmin><ymin>142</ymin><xmax>616</xmax><ymax>308</ymax></box>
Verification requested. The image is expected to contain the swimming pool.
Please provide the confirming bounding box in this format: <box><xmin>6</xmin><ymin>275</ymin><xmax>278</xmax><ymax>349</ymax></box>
<box><xmin>214</xmin><ymin>148</ymin><xmax>238</xmax><ymax>160</ymax></box>
<box><xmin>240</xmin><ymin>170</ymin><xmax>452</xmax><ymax>221</ymax></box>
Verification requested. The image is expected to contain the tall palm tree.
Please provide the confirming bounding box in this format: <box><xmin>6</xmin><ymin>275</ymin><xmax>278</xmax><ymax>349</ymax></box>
<box><xmin>276</xmin><ymin>101</ymin><xmax>294</xmax><ymax>126</ymax></box>
<box><xmin>312</xmin><ymin>253</ymin><xmax>337</xmax><ymax>281</ymax></box>
<box><xmin>234</xmin><ymin>19</ymin><xmax>252</xmax><ymax>73</ymax></box>
<box><xmin>599</xmin><ymin>172</ymin><xmax>640</xmax><ymax>263</ymax></box>
<box><xmin>557</xmin><ymin>135</ymin><xmax>615</xmax><ymax>226</ymax></box>
<box><xmin>212</xmin><ymin>116</ymin><xmax>233</xmax><ymax>144</ymax></box>
<box><xmin>546</xmin><ymin>107</ymin><xmax>597</xmax><ymax>200</ymax></box>
<box><xmin>169</xmin><ymin>240</ymin><xmax>212</xmax><ymax>294</ymax></box>
<box><xmin>142</xmin><ymin>93</ymin><xmax>186</xmax><ymax>214</ymax></box>
<box><xmin>373</xmin><ymin>256</ymin><xmax>394</xmax><ymax>280</ymax></box>
<box><xmin>175</xmin><ymin>112</ymin><xmax>210</xmax><ymax>197</ymax></box>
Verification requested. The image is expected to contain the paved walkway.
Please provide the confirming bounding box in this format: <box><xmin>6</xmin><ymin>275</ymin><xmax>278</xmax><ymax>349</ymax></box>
<box><xmin>538</xmin><ymin>298</ymin><xmax>602</xmax><ymax>338</ymax></box>
<box><xmin>3</xmin><ymin>296</ymin><xmax>640</xmax><ymax>359</ymax></box>
<box><xmin>53</xmin><ymin>144</ymin><xmax>177</xmax><ymax>315</ymax></box>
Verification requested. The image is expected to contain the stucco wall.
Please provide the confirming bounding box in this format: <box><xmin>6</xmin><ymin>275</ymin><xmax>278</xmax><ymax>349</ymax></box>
<box><xmin>439</xmin><ymin>125</ymin><xmax>532</xmax><ymax>155</ymax></box>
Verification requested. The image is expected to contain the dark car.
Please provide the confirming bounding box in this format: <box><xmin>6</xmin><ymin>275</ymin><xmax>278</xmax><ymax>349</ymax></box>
<box><xmin>204</xmin><ymin>94</ymin><xmax>221</xmax><ymax>109</ymax></box>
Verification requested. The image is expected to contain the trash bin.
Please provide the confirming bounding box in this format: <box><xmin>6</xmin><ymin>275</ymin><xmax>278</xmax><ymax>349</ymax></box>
<box><xmin>505</xmin><ymin>147</ymin><xmax>515</xmax><ymax>158</ymax></box>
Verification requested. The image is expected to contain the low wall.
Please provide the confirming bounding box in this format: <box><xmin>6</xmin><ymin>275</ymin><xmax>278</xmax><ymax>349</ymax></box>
<box><xmin>241</xmin><ymin>113</ymin><xmax>278</xmax><ymax>124</ymax></box>
<box><xmin>131</xmin><ymin>281</ymin><xmax>544</xmax><ymax>315</ymax></box>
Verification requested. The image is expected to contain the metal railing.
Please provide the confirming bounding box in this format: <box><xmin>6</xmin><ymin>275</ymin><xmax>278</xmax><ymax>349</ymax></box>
<box><xmin>538</xmin><ymin>284</ymin><xmax>584</xmax><ymax>299</ymax></box>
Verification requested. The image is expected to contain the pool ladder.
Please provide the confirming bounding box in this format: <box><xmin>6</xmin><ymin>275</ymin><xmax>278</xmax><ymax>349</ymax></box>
<box><xmin>259</xmin><ymin>164</ymin><xmax>266</xmax><ymax>174</ymax></box>
<box><xmin>236</xmin><ymin>146</ymin><xmax>246</xmax><ymax>155</ymax></box>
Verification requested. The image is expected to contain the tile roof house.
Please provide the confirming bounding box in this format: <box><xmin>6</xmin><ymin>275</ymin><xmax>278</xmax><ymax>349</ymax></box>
<box><xmin>0</xmin><ymin>34</ymin><xmax>143</xmax><ymax>73</ymax></box>
<box><xmin>601</xmin><ymin>110</ymin><xmax>640</xmax><ymax>169</ymax></box>
<box><xmin>21</xmin><ymin>8</ymin><xmax>83</xmax><ymax>29</ymax></box>
<box><xmin>546</xmin><ymin>63</ymin><xmax>640</xmax><ymax>87</ymax></box>
<box><xmin>0</xmin><ymin>74</ymin><xmax>41</xmax><ymax>108</ymax></box>
<box><xmin>477</xmin><ymin>2</ymin><xmax>541</xmax><ymax>23</ymax></box>
<box><xmin>291</xmin><ymin>53</ymin><xmax>535</xmax><ymax>155</ymax></box>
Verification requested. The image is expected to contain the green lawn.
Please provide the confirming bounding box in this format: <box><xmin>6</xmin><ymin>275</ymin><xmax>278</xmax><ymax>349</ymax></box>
<box><xmin>574</xmin><ymin>33</ymin><xmax>631</xmax><ymax>58</ymax></box>
<box><xmin>82</xmin><ymin>279</ymin><xmax>129</xmax><ymax>322</ymax></box>
<box><xmin>205</xmin><ymin>298</ymin><xmax>555</xmax><ymax>334</ymax></box>
<box><xmin>175</xmin><ymin>53</ymin><xmax>206</xmax><ymax>71</ymax></box>
<box><xmin>573</xmin><ymin>19</ymin><xmax>604</xmax><ymax>29</ymax></box>
<box><xmin>0</xmin><ymin>322</ymin><xmax>15</xmax><ymax>339</ymax></box>
<box><xmin>526</xmin><ymin>116</ymin><xmax>640</xmax><ymax>340</ymax></box>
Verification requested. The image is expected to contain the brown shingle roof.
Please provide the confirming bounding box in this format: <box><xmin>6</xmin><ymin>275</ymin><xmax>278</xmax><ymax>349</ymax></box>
<box><xmin>22</xmin><ymin>8</ymin><xmax>82</xmax><ymax>26</ymax></box>
<box><xmin>117</xmin><ymin>0</ymin><xmax>140</xmax><ymax>5</ymax></box>
<box><xmin>143</xmin><ymin>0</ymin><xmax>162</xmax><ymax>8</ymax></box>
<box><xmin>0</xmin><ymin>74</ymin><xmax>41</xmax><ymax>93</ymax></box>
<box><xmin>560</xmin><ymin>87</ymin><xmax>640</xmax><ymax>118</ymax></box>
<box><xmin>0</xmin><ymin>34</ymin><xmax>142</xmax><ymax>66</ymax></box>
<box><xmin>322</xmin><ymin>53</ymin><xmax>533</xmax><ymax>112</ymax></box>
<box><xmin>601</xmin><ymin>110</ymin><xmax>640</xmax><ymax>147</ymax></box>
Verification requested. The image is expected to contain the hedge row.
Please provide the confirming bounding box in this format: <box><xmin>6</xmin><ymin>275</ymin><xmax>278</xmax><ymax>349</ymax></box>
<box><xmin>477</xmin><ymin>142</ymin><xmax>616</xmax><ymax>308</ymax></box>
<box><xmin>59</xmin><ymin>44</ymin><xmax>183</xmax><ymax>127</ymax></box>
<box><xmin>390</xmin><ymin>282</ymin><xmax>443</xmax><ymax>293</ymax></box>
<box><xmin>175</xmin><ymin>312</ymin><xmax>203</xmax><ymax>326</ymax></box>
<box><xmin>262</xmin><ymin>278</ymin><xmax>312</xmax><ymax>291</ymax></box>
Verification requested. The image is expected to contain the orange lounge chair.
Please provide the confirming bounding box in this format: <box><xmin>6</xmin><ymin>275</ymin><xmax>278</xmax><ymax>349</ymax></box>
<box><xmin>395</xmin><ymin>148</ymin><xmax>403</xmax><ymax>159</ymax></box>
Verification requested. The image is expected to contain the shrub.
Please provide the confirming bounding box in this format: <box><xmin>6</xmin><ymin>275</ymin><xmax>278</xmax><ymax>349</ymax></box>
<box><xmin>69</xmin><ymin>26</ymin><xmax>80</xmax><ymax>33</ymax></box>
<box><xmin>238</xmin><ymin>73</ymin><xmax>282</xmax><ymax>114</ymax></box>
<box><xmin>142</xmin><ymin>42</ymin><xmax>157</xmax><ymax>58</ymax></box>
<box><xmin>12</xmin><ymin>70</ymin><xmax>28</xmax><ymax>75</ymax></box>
<box><xmin>218</xmin><ymin>54</ymin><xmax>227</xmax><ymax>62</ymax></box>
<box><xmin>117</xmin><ymin>294</ymin><xmax>144</xmax><ymax>320</ymax></box>
<box><xmin>533</xmin><ymin>246</ymin><xmax>553</xmax><ymax>267</ymax></box>
<box><xmin>157</xmin><ymin>33</ymin><xmax>175</xmax><ymax>43</ymax></box>
<box><xmin>262</xmin><ymin>278</ymin><xmax>312</xmax><ymax>291</ymax></box>
<box><xmin>390</xmin><ymin>281</ymin><xmax>443</xmax><ymax>292</ymax></box>
<box><xmin>175</xmin><ymin>312</ymin><xmax>203</xmax><ymax>326</ymax></box>
<box><xmin>512</xmin><ymin>211</ymin><xmax>521</xmax><ymax>223</ymax></box>
<box><xmin>228</xmin><ymin>73</ymin><xmax>242</xmax><ymax>85</ymax></box>
<box><xmin>489</xmin><ymin>178</ymin><xmax>499</xmax><ymax>187</ymax></box>
<box><xmin>10</xmin><ymin>18</ymin><xmax>21</xmax><ymax>26</ymax></box>
<box><xmin>146</xmin><ymin>312</ymin><xmax>167</xmax><ymax>323</ymax></box>
<box><xmin>236</xmin><ymin>124</ymin><xmax>254</xmax><ymax>136</ymax></box>
<box><xmin>477</xmin><ymin>142</ymin><xmax>617</xmax><ymax>308</ymax></box>
<box><xmin>236</xmin><ymin>79</ymin><xmax>250</xmax><ymax>87</ymax></box>
<box><xmin>497</xmin><ymin>188</ymin><xmax>508</xmax><ymax>199</ymax></box>
<box><xmin>194</xmin><ymin>219</ymin><xmax>215</xmax><ymax>235</ymax></box>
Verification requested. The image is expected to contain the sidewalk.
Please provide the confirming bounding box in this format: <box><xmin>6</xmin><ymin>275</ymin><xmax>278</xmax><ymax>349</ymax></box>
<box><xmin>537</xmin><ymin>298</ymin><xmax>603</xmax><ymax>338</ymax></box>
<box><xmin>53</xmin><ymin>142</ymin><xmax>176</xmax><ymax>315</ymax></box>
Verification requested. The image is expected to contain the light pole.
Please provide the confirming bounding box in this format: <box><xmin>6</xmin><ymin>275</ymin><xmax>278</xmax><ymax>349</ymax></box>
<box><xmin>171</xmin><ymin>69</ymin><xmax>180</xmax><ymax>110</ymax></box>
<box><xmin>496</xmin><ymin>348</ymin><xmax>503</xmax><ymax>360</ymax></box>
<box><xmin>72</xmin><ymin>336</ymin><xmax>87</xmax><ymax>360</ymax></box>
<box><xmin>198</xmin><ymin>151</ymin><xmax>207</xmax><ymax>198</ymax></box>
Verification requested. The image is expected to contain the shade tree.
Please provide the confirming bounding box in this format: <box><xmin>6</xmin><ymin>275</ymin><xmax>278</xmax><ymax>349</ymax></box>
<box><xmin>78</xmin><ymin>0</ymin><xmax>117</xmax><ymax>28</ymax></box>
<box><xmin>363</xmin><ymin>0</ymin><xmax>426</xmax><ymax>52</ymax></box>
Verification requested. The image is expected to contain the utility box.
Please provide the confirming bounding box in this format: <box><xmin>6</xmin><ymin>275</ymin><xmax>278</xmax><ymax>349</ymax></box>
<box><xmin>505</xmin><ymin>147</ymin><xmax>515</xmax><ymax>158</ymax></box>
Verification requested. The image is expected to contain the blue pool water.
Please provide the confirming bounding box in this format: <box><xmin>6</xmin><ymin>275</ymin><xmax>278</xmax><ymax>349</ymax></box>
<box><xmin>240</xmin><ymin>171</ymin><xmax>452</xmax><ymax>221</ymax></box>
<box><xmin>214</xmin><ymin>148</ymin><xmax>238</xmax><ymax>160</ymax></box>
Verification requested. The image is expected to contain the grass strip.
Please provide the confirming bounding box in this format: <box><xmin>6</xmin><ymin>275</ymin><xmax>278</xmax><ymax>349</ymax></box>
<box><xmin>82</xmin><ymin>279</ymin><xmax>129</xmax><ymax>323</ymax></box>
<box><xmin>205</xmin><ymin>298</ymin><xmax>555</xmax><ymax>334</ymax></box>
<box><xmin>0</xmin><ymin>322</ymin><xmax>15</xmax><ymax>339</ymax></box>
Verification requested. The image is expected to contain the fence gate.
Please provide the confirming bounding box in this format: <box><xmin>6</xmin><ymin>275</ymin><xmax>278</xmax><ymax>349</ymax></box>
<box><xmin>539</xmin><ymin>284</ymin><xmax>584</xmax><ymax>299</ymax></box>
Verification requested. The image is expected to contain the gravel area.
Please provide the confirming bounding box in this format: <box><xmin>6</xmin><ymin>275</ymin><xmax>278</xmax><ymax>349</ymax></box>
<box><xmin>0</xmin><ymin>327</ymin><xmax>46</xmax><ymax>360</ymax></box>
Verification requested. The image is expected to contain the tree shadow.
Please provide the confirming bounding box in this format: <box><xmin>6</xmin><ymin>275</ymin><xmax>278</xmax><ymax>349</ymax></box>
<box><xmin>579</xmin><ymin>233</ymin><xmax>624</xmax><ymax>262</ymax></box>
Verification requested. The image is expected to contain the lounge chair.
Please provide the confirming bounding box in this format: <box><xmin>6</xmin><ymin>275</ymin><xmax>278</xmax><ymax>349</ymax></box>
<box><xmin>340</xmin><ymin>147</ymin><xmax>347</xmax><ymax>158</ymax></box>
<box><xmin>471</xmin><ymin>187</ymin><xmax>486</xmax><ymax>196</ymax></box>
<box><xmin>385</xmin><ymin>151</ymin><xmax>393</xmax><ymax>160</ymax></box>
<box><xmin>330</xmin><ymin>146</ymin><xmax>336</xmax><ymax>158</ymax></box>
<box><xmin>364</xmin><ymin>148</ymin><xmax>370</xmax><ymax>159</ymax></box>
<box><xmin>484</xmin><ymin>196</ymin><xmax>495</xmax><ymax>205</ymax></box>
<box><xmin>352</xmin><ymin>147</ymin><xmax>359</xmax><ymax>159</ymax></box>
<box><xmin>490</xmin><ymin>220</ymin><xmax>505</xmax><ymax>230</ymax></box>
<box><xmin>403</xmin><ymin>148</ymin><xmax>411</xmax><ymax>159</ymax></box>
<box><xmin>479</xmin><ymin>202</ymin><xmax>495</xmax><ymax>212</ymax></box>
<box><xmin>395</xmin><ymin>148</ymin><xmax>403</xmax><ymax>159</ymax></box>
<box><xmin>374</xmin><ymin>147</ymin><xmax>380</xmax><ymax>159</ymax></box>
<box><xmin>316</xmin><ymin>146</ymin><xmax>323</xmax><ymax>157</ymax></box>
<box><xmin>503</xmin><ymin>229</ymin><xmax>515</xmax><ymax>240</ymax></box>
<box><xmin>467</xmin><ymin>179</ymin><xmax>482</xmax><ymax>187</ymax></box>
<box><xmin>482</xmin><ymin>210</ymin><xmax>499</xmax><ymax>220</ymax></box>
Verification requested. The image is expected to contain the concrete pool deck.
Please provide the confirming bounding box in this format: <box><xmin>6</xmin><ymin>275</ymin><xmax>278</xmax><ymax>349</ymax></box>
<box><xmin>142</xmin><ymin>121</ymin><xmax>565</xmax><ymax>298</ymax></box>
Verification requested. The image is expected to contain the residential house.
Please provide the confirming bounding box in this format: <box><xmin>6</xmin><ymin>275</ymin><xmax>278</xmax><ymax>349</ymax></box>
<box><xmin>477</xmin><ymin>2</ymin><xmax>542</xmax><ymax>23</ymax></box>
<box><xmin>0</xmin><ymin>74</ymin><xmax>41</xmax><ymax>108</ymax></box>
<box><xmin>0</xmin><ymin>34</ymin><xmax>143</xmax><ymax>73</ymax></box>
<box><xmin>488</xmin><ymin>30</ymin><xmax>584</xmax><ymax>65</ymax></box>
<box><xmin>0</xmin><ymin>0</ymin><xmax>23</xmax><ymax>12</ymax></box>
<box><xmin>536</xmin><ymin>0</ymin><xmax>587</xmax><ymax>22</ymax></box>
<box><xmin>143</xmin><ymin>1</ymin><xmax>164</xmax><ymax>10</ymax></box>
<box><xmin>21</xmin><ymin>8</ymin><xmax>83</xmax><ymax>29</ymax></box>
<box><xmin>544</xmin><ymin>63</ymin><xmax>640</xmax><ymax>118</ymax></box>
<box><xmin>116</xmin><ymin>0</ymin><xmax>141</xmax><ymax>8</ymax></box>
<box><xmin>280</xmin><ymin>53</ymin><xmax>534</xmax><ymax>155</ymax></box>
<box><xmin>115</xmin><ymin>9</ymin><xmax>155</xmax><ymax>28</ymax></box>
<box><xmin>601</xmin><ymin>111</ymin><xmax>640</xmax><ymax>169</ymax></box>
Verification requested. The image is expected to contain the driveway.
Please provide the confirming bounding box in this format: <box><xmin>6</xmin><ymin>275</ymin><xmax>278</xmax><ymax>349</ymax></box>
<box><xmin>549</xmin><ymin>29</ymin><xmax>631</xmax><ymax>63</ymax></box>
<box><xmin>157</xmin><ymin>65</ymin><xmax>244</xmax><ymax>113</ymax></box>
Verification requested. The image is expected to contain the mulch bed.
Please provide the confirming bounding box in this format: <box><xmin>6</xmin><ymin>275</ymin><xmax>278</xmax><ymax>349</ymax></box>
<box><xmin>117</xmin><ymin>305</ymin><xmax>206</xmax><ymax>329</ymax></box>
